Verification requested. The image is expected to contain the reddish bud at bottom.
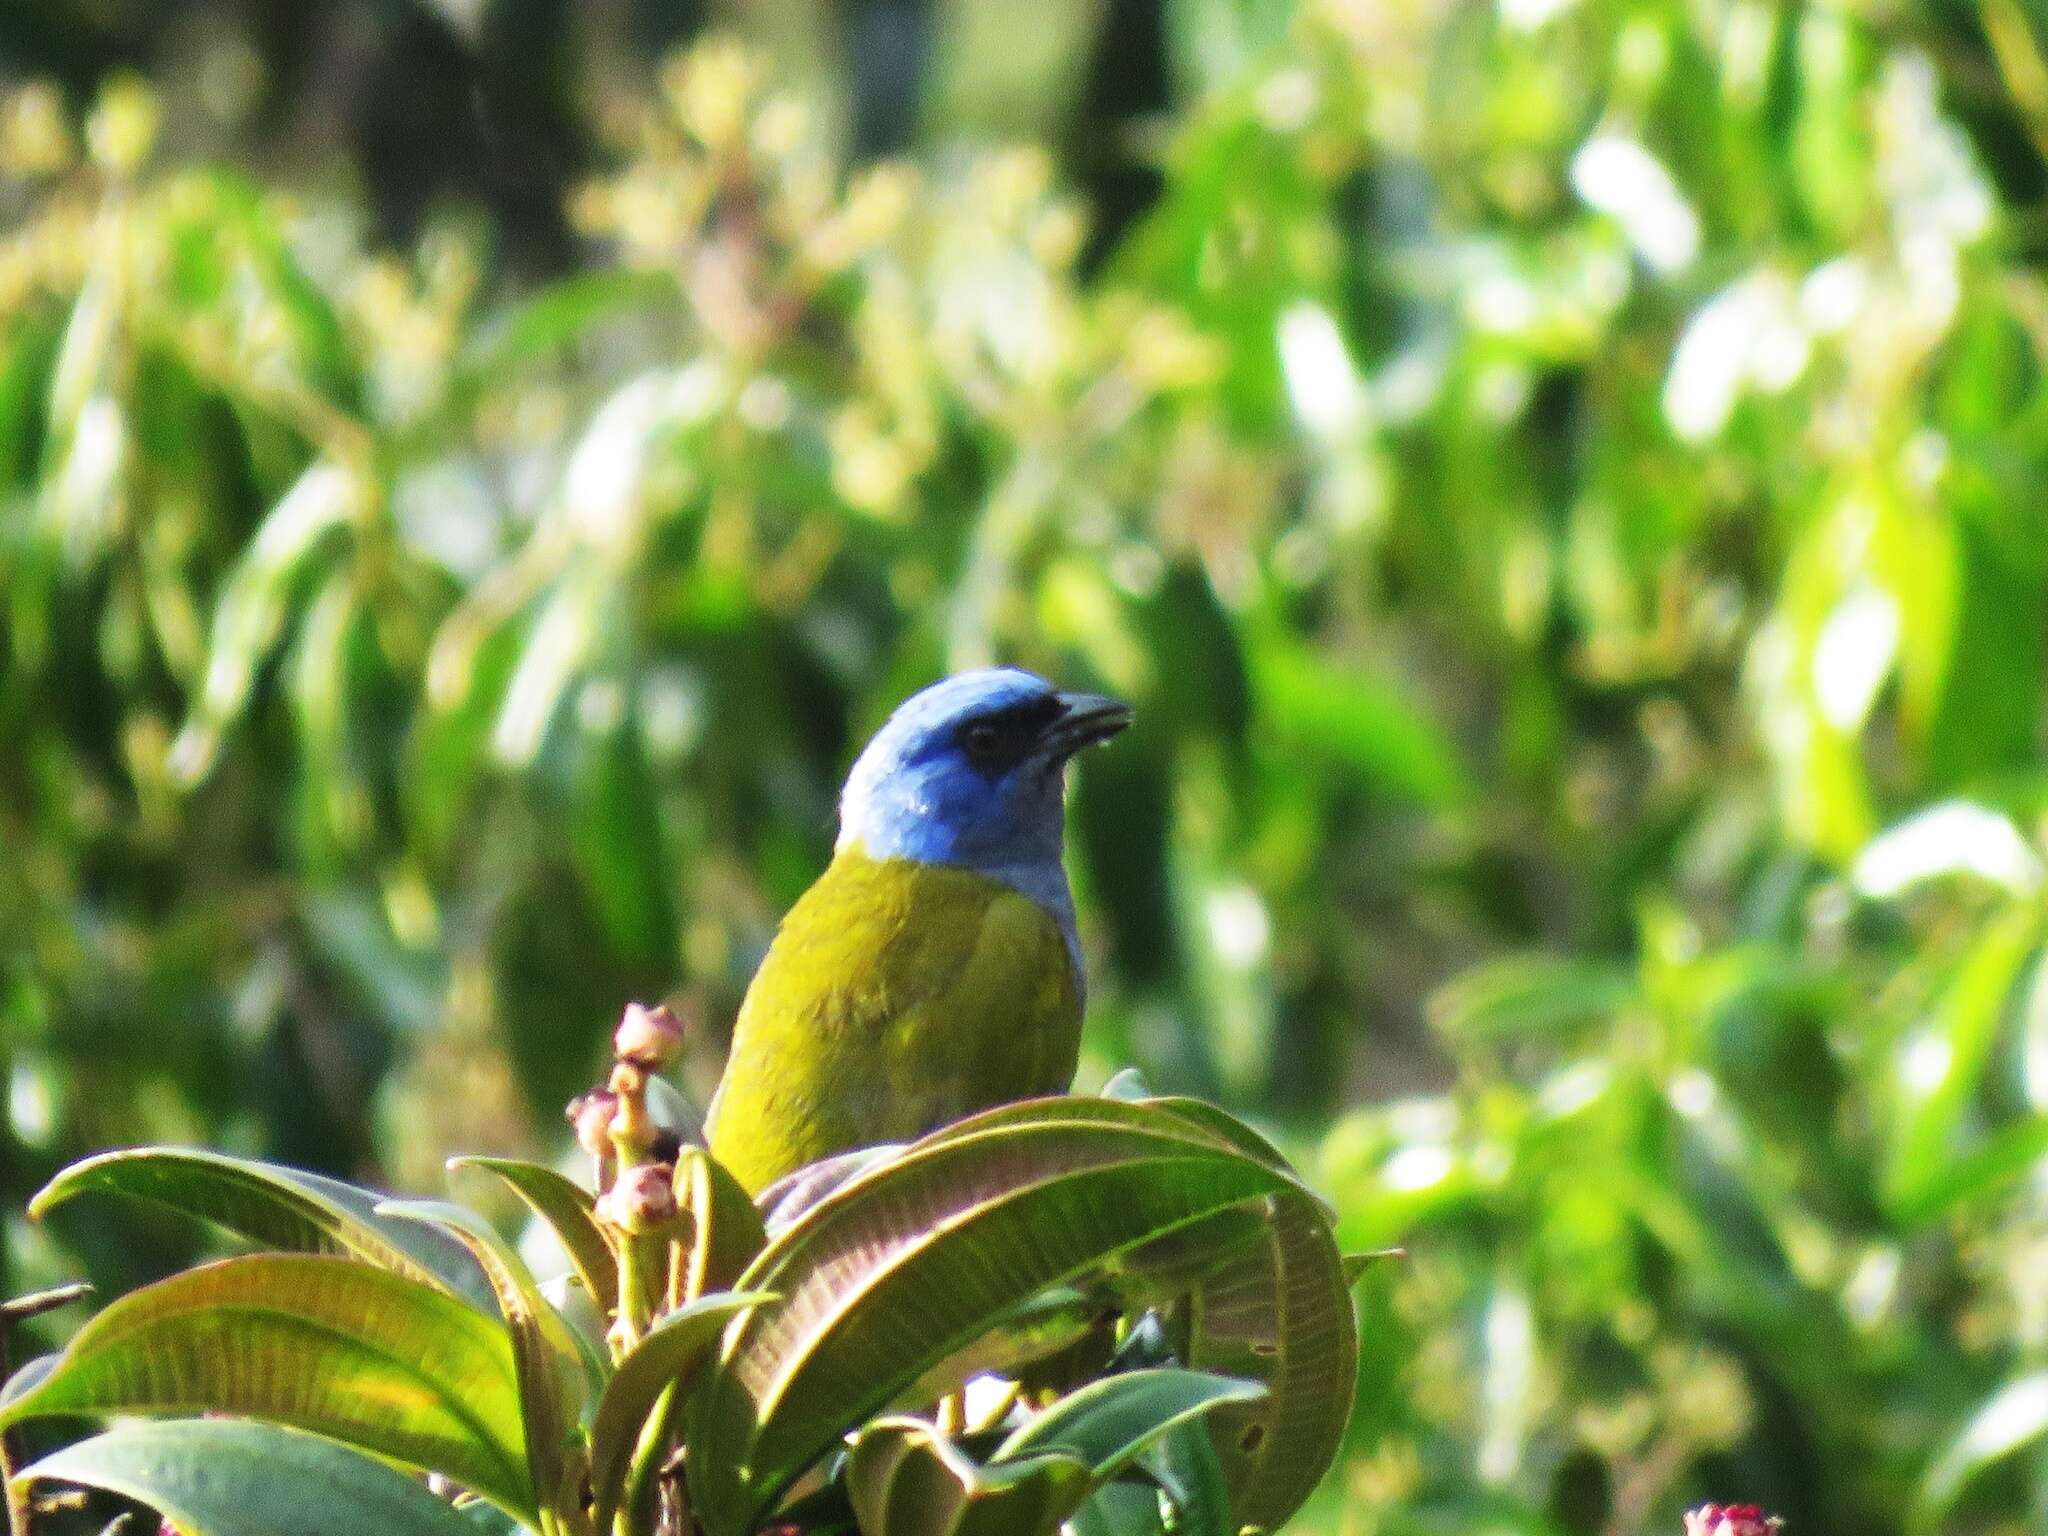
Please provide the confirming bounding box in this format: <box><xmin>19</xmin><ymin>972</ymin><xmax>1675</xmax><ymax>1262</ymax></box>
<box><xmin>1685</xmin><ymin>1506</ymin><xmax>1783</xmax><ymax>1536</ymax></box>
<box><xmin>597</xmin><ymin>1162</ymin><xmax>680</xmax><ymax>1233</ymax></box>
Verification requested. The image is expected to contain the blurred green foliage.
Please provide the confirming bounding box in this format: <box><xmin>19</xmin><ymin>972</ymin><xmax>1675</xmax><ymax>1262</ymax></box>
<box><xmin>6</xmin><ymin>0</ymin><xmax>2048</xmax><ymax>1531</ymax></box>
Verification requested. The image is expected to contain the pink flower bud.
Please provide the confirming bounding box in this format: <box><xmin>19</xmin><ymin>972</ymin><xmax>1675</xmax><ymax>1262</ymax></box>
<box><xmin>1684</xmin><ymin>1506</ymin><xmax>1783</xmax><ymax>1536</ymax></box>
<box><xmin>614</xmin><ymin>1002</ymin><xmax>686</xmax><ymax>1066</ymax></box>
<box><xmin>567</xmin><ymin>1091</ymin><xmax>621</xmax><ymax>1158</ymax></box>
<box><xmin>596</xmin><ymin>1162</ymin><xmax>680</xmax><ymax>1234</ymax></box>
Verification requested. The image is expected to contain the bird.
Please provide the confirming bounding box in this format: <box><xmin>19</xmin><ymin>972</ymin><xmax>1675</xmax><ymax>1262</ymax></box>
<box><xmin>703</xmin><ymin>668</ymin><xmax>1130</xmax><ymax>1195</ymax></box>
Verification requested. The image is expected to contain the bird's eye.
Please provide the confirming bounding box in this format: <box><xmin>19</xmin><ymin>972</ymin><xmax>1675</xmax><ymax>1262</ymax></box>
<box><xmin>962</xmin><ymin>722</ymin><xmax>1000</xmax><ymax>758</ymax></box>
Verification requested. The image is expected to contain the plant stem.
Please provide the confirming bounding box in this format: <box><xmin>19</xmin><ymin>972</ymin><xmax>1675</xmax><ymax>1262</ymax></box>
<box><xmin>658</xmin><ymin>1446</ymin><xmax>691</xmax><ymax>1536</ymax></box>
<box><xmin>617</xmin><ymin>1385</ymin><xmax>678</xmax><ymax>1536</ymax></box>
<box><xmin>607</xmin><ymin>1057</ymin><xmax>658</xmax><ymax>1354</ymax></box>
<box><xmin>611</xmin><ymin>1236</ymin><xmax>649</xmax><ymax>1358</ymax></box>
<box><xmin>1</xmin><ymin>1284</ymin><xmax>93</xmax><ymax>1536</ymax></box>
<box><xmin>0</xmin><ymin>1372</ymin><xmax>23</xmax><ymax>1536</ymax></box>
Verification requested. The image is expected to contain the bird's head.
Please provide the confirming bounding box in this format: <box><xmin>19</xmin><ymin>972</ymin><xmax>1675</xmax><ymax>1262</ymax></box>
<box><xmin>838</xmin><ymin>668</ymin><xmax>1131</xmax><ymax>874</ymax></box>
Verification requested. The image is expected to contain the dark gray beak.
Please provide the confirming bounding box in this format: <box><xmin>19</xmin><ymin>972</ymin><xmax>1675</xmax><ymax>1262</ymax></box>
<box><xmin>1045</xmin><ymin>690</ymin><xmax>1132</xmax><ymax>757</ymax></box>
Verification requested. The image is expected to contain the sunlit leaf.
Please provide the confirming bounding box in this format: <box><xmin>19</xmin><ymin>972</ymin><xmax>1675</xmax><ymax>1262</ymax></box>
<box><xmin>1890</xmin><ymin>1115</ymin><xmax>2048</xmax><ymax>1224</ymax></box>
<box><xmin>0</xmin><ymin>1254</ymin><xmax>531</xmax><ymax>1517</ymax></box>
<box><xmin>1883</xmin><ymin>906</ymin><xmax>2044</xmax><ymax>1216</ymax></box>
<box><xmin>448</xmin><ymin>1157</ymin><xmax>618</xmax><ymax>1316</ymax></box>
<box><xmin>910</xmin><ymin>1097</ymin><xmax>1351</xmax><ymax>1526</ymax></box>
<box><xmin>1920</xmin><ymin>1372</ymin><xmax>2048</xmax><ymax>1520</ymax></box>
<box><xmin>378</xmin><ymin>1200</ymin><xmax>584</xmax><ymax>1520</ymax></box>
<box><xmin>688</xmin><ymin>1098</ymin><xmax>1314</xmax><ymax>1534</ymax></box>
<box><xmin>30</xmin><ymin>1149</ymin><xmax>491</xmax><ymax>1309</ymax></box>
<box><xmin>1855</xmin><ymin>801</ymin><xmax>2043</xmax><ymax>899</ymax></box>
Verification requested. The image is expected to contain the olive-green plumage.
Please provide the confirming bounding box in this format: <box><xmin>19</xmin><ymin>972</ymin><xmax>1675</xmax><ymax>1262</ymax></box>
<box><xmin>704</xmin><ymin>848</ymin><xmax>1081</xmax><ymax>1194</ymax></box>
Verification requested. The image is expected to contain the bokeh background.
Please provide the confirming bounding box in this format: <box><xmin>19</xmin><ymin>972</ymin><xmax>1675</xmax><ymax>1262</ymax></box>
<box><xmin>5</xmin><ymin>1</ymin><xmax>2048</xmax><ymax>1531</ymax></box>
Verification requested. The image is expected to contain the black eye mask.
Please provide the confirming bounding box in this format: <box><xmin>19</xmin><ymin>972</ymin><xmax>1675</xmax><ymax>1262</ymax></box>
<box><xmin>954</xmin><ymin>694</ymin><xmax>1066</xmax><ymax>777</ymax></box>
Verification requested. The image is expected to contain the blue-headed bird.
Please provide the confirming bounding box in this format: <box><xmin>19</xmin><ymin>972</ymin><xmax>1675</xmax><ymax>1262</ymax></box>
<box><xmin>703</xmin><ymin>669</ymin><xmax>1130</xmax><ymax>1194</ymax></box>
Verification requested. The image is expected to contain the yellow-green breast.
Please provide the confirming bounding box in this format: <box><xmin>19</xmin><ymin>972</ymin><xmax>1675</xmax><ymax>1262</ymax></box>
<box><xmin>704</xmin><ymin>848</ymin><xmax>1083</xmax><ymax>1194</ymax></box>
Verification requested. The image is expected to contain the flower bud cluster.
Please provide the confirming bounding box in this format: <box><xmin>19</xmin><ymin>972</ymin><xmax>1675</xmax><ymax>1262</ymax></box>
<box><xmin>565</xmin><ymin>999</ymin><xmax>695</xmax><ymax>1176</ymax></box>
<box><xmin>567</xmin><ymin>998</ymin><xmax>706</xmax><ymax>1354</ymax></box>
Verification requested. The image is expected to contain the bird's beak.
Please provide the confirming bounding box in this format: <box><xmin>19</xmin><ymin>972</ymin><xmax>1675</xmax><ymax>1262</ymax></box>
<box><xmin>1044</xmin><ymin>691</ymin><xmax>1132</xmax><ymax>757</ymax></box>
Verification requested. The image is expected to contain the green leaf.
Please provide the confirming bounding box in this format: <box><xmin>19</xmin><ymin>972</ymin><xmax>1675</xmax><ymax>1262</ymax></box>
<box><xmin>567</xmin><ymin>690</ymin><xmax>677</xmax><ymax>971</ymax></box>
<box><xmin>1179</xmin><ymin>1182</ymin><xmax>1357</xmax><ymax>1529</ymax></box>
<box><xmin>1138</xmin><ymin>1412</ymin><xmax>1234</xmax><ymax>1536</ymax></box>
<box><xmin>15</xmin><ymin>1420</ymin><xmax>482</xmax><ymax>1536</ymax></box>
<box><xmin>1341</xmin><ymin>1249</ymin><xmax>1406</xmax><ymax>1286</ymax></box>
<box><xmin>1919</xmin><ymin>1372</ymin><xmax>2048</xmax><ymax>1524</ymax></box>
<box><xmin>377</xmin><ymin>1200</ymin><xmax>585</xmax><ymax>1524</ymax></box>
<box><xmin>1066</xmin><ymin>1482</ymin><xmax>1163</xmax><ymax>1536</ymax></box>
<box><xmin>894</xmin><ymin>1286</ymin><xmax>1103</xmax><ymax>1409</ymax></box>
<box><xmin>587</xmin><ymin>1291</ymin><xmax>772</xmax><ymax>1534</ymax></box>
<box><xmin>1247</xmin><ymin>628</ymin><xmax>1474</xmax><ymax>811</ymax></box>
<box><xmin>846</xmin><ymin>1417</ymin><xmax>1092</xmax><ymax>1536</ymax></box>
<box><xmin>454</xmin><ymin>270</ymin><xmax>677</xmax><ymax>396</ymax></box>
<box><xmin>1883</xmin><ymin>906</ymin><xmax>2044</xmax><ymax>1216</ymax></box>
<box><xmin>1889</xmin><ymin>1115</ymin><xmax>2048</xmax><ymax>1224</ymax></box>
<box><xmin>456</xmin><ymin>1499</ymin><xmax>534</xmax><ymax>1536</ymax></box>
<box><xmin>168</xmin><ymin>462</ymin><xmax>360</xmax><ymax>784</ymax></box>
<box><xmin>687</xmin><ymin>1098</ymin><xmax>1307</xmax><ymax>1535</ymax></box>
<box><xmin>1428</xmin><ymin>954</ymin><xmax>1638</xmax><ymax>1043</ymax></box>
<box><xmin>0</xmin><ymin>1355</ymin><xmax>56</xmax><ymax>1414</ymax></box>
<box><xmin>1142</xmin><ymin>1097</ymin><xmax>1329</xmax><ymax>1212</ymax></box>
<box><xmin>992</xmin><ymin>1368</ymin><xmax>1264</xmax><ymax>1480</ymax></box>
<box><xmin>303</xmin><ymin>889</ymin><xmax>446</xmax><ymax>1037</ymax></box>
<box><xmin>917</xmin><ymin>1098</ymin><xmax>1311</xmax><ymax>1201</ymax></box>
<box><xmin>921</xmin><ymin>1099</ymin><xmax>1353</xmax><ymax>1526</ymax></box>
<box><xmin>540</xmin><ymin>1270</ymin><xmax>615</xmax><ymax>1397</ymax></box>
<box><xmin>0</xmin><ymin>1254</ymin><xmax>531</xmax><ymax>1518</ymax></box>
<box><xmin>30</xmin><ymin>1147</ymin><xmax>492</xmax><ymax>1310</ymax></box>
<box><xmin>491</xmin><ymin>570</ymin><xmax>603</xmax><ymax>768</ymax></box>
<box><xmin>448</xmin><ymin>1157</ymin><xmax>619</xmax><ymax>1316</ymax></box>
<box><xmin>45</xmin><ymin>266</ymin><xmax>115</xmax><ymax>445</ymax></box>
<box><xmin>676</xmin><ymin>1146</ymin><xmax>768</xmax><ymax>1299</ymax></box>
